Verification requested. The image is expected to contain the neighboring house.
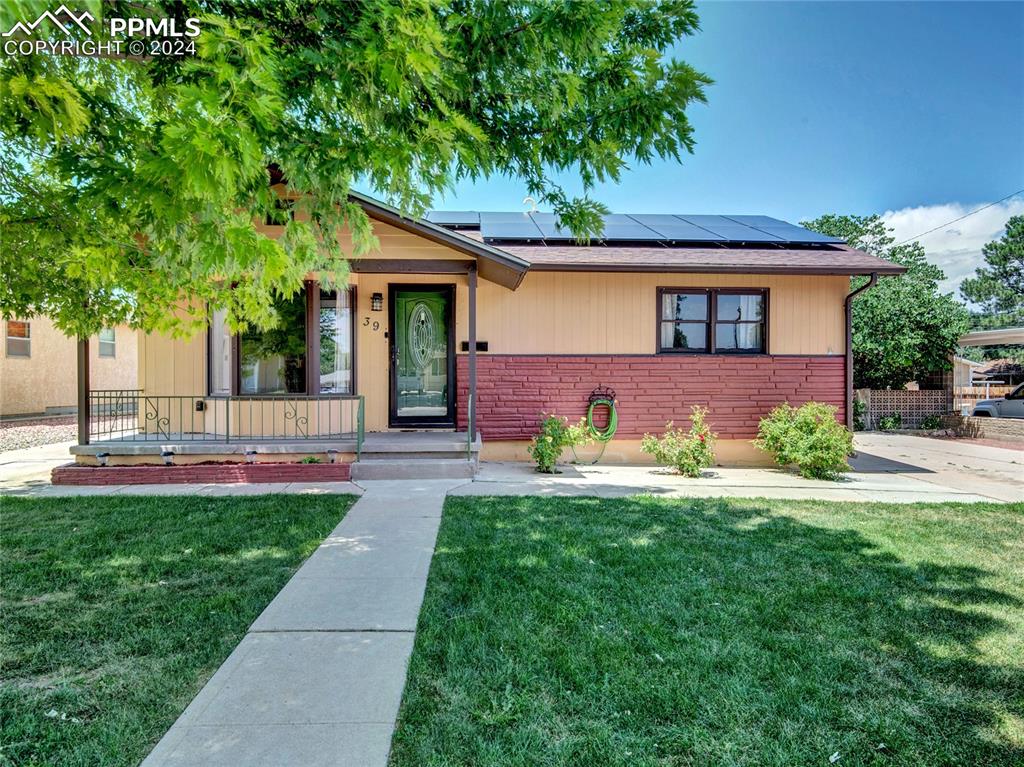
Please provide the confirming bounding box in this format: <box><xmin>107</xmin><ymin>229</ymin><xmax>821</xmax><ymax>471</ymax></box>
<box><xmin>1</xmin><ymin>317</ymin><xmax>137</xmax><ymax>418</ymax></box>
<box><xmin>976</xmin><ymin>358</ymin><xmax>1024</xmax><ymax>386</ymax></box>
<box><xmin>69</xmin><ymin>192</ymin><xmax>904</xmax><ymax>470</ymax></box>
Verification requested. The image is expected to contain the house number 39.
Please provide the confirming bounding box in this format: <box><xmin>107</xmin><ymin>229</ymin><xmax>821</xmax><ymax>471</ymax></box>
<box><xmin>362</xmin><ymin>317</ymin><xmax>381</xmax><ymax>331</ymax></box>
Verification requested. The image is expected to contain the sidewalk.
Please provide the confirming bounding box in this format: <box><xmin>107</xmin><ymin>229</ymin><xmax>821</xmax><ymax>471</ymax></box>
<box><xmin>453</xmin><ymin>460</ymin><xmax>1007</xmax><ymax>503</ymax></box>
<box><xmin>140</xmin><ymin>479</ymin><xmax>465</xmax><ymax>767</ymax></box>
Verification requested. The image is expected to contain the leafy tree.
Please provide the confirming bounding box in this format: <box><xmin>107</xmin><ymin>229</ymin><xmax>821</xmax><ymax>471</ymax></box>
<box><xmin>961</xmin><ymin>215</ymin><xmax>1024</xmax><ymax>326</ymax></box>
<box><xmin>802</xmin><ymin>214</ymin><xmax>969</xmax><ymax>390</ymax></box>
<box><xmin>0</xmin><ymin>0</ymin><xmax>710</xmax><ymax>338</ymax></box>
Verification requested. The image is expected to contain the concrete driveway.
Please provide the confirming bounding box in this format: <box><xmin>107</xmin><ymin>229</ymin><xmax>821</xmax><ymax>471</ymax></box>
<box><xmin>851</xmin><ymin>432</ymin><xmax>1023</xmax><ymax>503</ymax></box>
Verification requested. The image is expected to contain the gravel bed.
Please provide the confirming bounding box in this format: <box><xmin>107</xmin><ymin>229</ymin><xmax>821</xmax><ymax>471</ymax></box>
<box><xmin>0</xmin><ymin>417</ymin><xmax>77</xmax><ymax>453</ymax></box>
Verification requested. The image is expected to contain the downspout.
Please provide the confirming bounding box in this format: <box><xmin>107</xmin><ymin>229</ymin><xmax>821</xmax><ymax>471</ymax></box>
<box><xmin>844</xmin><ymin>272</ymin><xmax>878</xmax><ymax>430</ymax></box>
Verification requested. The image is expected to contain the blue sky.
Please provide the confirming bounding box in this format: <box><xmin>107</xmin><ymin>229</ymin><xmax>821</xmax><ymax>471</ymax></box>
<box><xmin>431</xmin><ymin>1</ymin><xmax>1024</xmax><ymax>293</ymax></box>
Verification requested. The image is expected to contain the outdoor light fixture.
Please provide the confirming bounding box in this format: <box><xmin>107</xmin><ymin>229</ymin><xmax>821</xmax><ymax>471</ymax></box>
<box><xmin>326</xmin><ymin>449</ymin><xmax>339</xmax><ymax>464</ymax></box>
<box><xmin>245</xmin><ymin>450</ymin><xmax>258</xmax><ymax>464</ymax></box>
<box><xmin>161</xmin><ymin>450</ymin><xmax>175</xmax><ymax>466</ymax></box>
<box><xmin>96</xmin><ymin>452</ymin><xmax>110</xmax><ymax>467</ymax></box>
<box><xmin>371</xmin><ymin>292</ymin><xmax>383</xmax><ymax>311</ymax></box>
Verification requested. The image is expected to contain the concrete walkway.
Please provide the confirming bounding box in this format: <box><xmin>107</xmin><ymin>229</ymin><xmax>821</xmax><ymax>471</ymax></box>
<box><xmin>141</xmin><ymin>479</ymin><xmax>465</xmax><ymax>767</ymax></box>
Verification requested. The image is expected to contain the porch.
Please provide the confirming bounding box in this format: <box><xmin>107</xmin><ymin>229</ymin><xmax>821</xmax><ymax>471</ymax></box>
<box><xmin>69</xmin><ymin>389</ymin><xmax>480</xmax><ymax>479</ymax></box>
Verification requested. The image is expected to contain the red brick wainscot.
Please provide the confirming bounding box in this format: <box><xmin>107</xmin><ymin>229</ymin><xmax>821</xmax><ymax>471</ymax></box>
<box><xmin>457</xmin><ymin>355</ymin><xmax>845</xmax><ymax>440</ymax></box>
<box><xmin>52</xmin><ymin>462</ymin><xmax>351</xmax><ymax>486</ymax></box>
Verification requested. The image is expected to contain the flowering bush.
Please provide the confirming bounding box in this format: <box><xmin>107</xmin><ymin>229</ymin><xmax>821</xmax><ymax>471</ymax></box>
<box><xmin>527</xmin><ymin>414</ymin><xmax>591</xmax><ymax>473</ymax></box>
<box><xmin>640</xmin><ymin>406</ymin><xmax>716</xmax><ymax>477</ymax></box>
<box><xmin>755</xmin><ymin>402</ymin><xmax>853</xmax><ymax>480</ymax></box>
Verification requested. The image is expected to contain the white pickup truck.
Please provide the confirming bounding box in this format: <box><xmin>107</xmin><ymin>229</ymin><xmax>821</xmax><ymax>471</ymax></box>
<box><xmin>972</xmin><ymin>383</ymin><xmax>1024</xmax><ymax>418</ymax></box>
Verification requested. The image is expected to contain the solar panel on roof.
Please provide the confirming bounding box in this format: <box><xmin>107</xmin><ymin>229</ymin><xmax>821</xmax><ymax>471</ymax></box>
<box><xmin>479</xmin><ymin>212</ymin><xmax>544</xmax><ymax>240</ymax></box>
<box><xmin>528</xmin><ymin>212</ymin><xmax>574</xmax><ymax>239</ymax></box>
<box><xmin>593</xmin><ymin>214</ymin><xmax>660</xmax><ymax>241</ymax></box>
<box><xmin>425</xmin><ymin>210</ymin><xmax>480</xmax><ymax>226</ymax></box>
<box><xmin>754</xmin><ymin>226</ymin><xmax>844</xmax><ymax>244</ymax></box>
<box><xmin>627</xmin><ymin>214</ymin><xmax>724</xmax><ymax>241</ymax></box>
<box><xmin>723</xmin><ymin>215</ymin><xmax>787</xmax><ymax>227</ymax></box>
<box><xmin>675</xmin><ymin>216</ymin><xmax>784</xmax><ymax>242</ymax></box>
<box><xmin>721</xmin><ymin>215</ymin><xmax>842</xmax><ymax>243</ymax></box>
<box><xmin>430</xmin><ymin>209</ymin><xmax>847</xmax><ymax>245</ymax></box>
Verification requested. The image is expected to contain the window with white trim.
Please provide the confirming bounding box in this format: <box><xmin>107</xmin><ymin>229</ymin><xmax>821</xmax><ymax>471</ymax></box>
<box><xmin>6</xmin><ymin>320</ymin><xmax>30</xmax><ymax>357</ymax></box>
<box><xmin>98</xmin><ymin>328</ymin><xmax>116</xmax><ymax>357</ymax></box>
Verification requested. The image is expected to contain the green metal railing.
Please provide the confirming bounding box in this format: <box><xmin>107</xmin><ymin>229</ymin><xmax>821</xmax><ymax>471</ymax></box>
<box><xmin>87</xmin><ymin>390</ymin><xmax>364</xmax><ymax>446</ymax></box>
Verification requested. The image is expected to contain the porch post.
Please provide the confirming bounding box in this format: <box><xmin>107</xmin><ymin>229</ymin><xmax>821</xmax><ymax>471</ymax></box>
<box><xmin>468</xmin><ymin>264</ymin><xmax>478</xmax><ymax>440</ymax></box>
<box><xmin>77</xmin><ymin>337</ymin><xmax>90</xmax><ymax>445</ymax></box>
<box><xmin>305</xmin><ymin>279</ymin><xmax>321</xmax><ymax>394</ymax></box>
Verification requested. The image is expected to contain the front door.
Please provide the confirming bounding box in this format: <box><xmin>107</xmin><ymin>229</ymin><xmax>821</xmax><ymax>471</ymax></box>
<box><xmin>389</xmin><ymin>285</ymin><xmax>455</xmax><ymax>427</ymax></box>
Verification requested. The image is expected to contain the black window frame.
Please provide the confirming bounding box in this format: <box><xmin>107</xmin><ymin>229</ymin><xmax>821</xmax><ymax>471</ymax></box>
<box><xmin>657</xmin><ymin>287</ymin><xmax>768</xmax><ymax>355</ymax></box>
<box><xmin>207</xmin><ymin>283</ymin><xmax>357</xmax><ymax>397</ymax></box>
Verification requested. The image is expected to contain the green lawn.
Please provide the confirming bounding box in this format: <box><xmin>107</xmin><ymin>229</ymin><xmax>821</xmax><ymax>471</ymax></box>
<box><xmin>0</xmin><ymin>494</ymin><xmax>353</xmax><ymax>767</ymax></box>
<box><xmin>391</xmin><ymin>496</ymin><xmax>1024</xmax><ymax>767</ymax></box>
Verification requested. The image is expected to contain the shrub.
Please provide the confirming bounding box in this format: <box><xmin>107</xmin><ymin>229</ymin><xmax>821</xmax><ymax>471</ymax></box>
<box><xmin>919</xmin><ymin>414</ymin><xmax>942</xmax><ymax>430</ymax></box>
<box><xmin>878</xmin><ymin>413</ymin><xmax>902</xmax><ymax>431</ymax></box>
<box><xmin>755</xmin><ymin>402</ymin><xmax>853</xmax><ymax>480</ymax></box>
<box><xmin>640</xmin><ymin>406</ymin><xmax>716</xmax><ymax>477</ymax></box>
<box><xmin>527</xmin><ymin>414</ymin><xmax>591</xmax><ymax>473</ymax></box>
<box><xmin>300</xmin><ymin>456</ymin><xmax>322</xmax><ymax>464</ymax></box>
<box><xmin>852</xmin><ymin>398</ymin><xmax>866</xmax><ymax>431</ymax></box>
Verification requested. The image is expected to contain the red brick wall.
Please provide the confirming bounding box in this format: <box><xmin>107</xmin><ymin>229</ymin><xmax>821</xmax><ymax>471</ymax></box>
<box><xmin>52</xmin><ymin>462</ymin><xmax>351</xmax><ymax>485</ymax></box>
<box><xmin>457</xmin><ymin>355</ymin><xmax>845</xmax><ymax>440</ymax></box>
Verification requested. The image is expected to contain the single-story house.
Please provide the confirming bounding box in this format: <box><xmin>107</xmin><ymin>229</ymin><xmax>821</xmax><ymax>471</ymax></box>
<box><xmin>2</xmin><ymin>318</ymin><xmax>137</xmax><ymax>418</ymax></box>
<box><xmin>67</xmin><ymin>191</ymin><xmax>905</xmax><ymax>478</ymax></box>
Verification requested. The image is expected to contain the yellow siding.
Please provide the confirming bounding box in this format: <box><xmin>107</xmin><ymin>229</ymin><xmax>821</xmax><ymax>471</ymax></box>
<box><xmin>473</xmin><ymin>272</ymin><xmax>847</xmax><ymax>355</ymax></box>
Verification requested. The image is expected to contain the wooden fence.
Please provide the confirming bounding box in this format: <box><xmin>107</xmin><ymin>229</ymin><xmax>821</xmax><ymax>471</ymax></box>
<box><xmin>953</xmin><ymin>385</ymin><xmax>1016</xmax><ymax>414</ymax></box>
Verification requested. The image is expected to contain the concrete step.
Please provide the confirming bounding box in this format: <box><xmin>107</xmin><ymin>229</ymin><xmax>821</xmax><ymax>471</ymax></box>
<box><xmin>351</xmin><ymin>458</ymin><xmax>477</xmax><ymax>480</ymax></box>
<box><xmin>359</xmin><ymin>450</ymin><xmax>473</xmax><ymax>461</ymax></box>
<box><xmin>361</xmin><ymin>436</ymin><xmax>481</xmax><ymax>454</ymax></box>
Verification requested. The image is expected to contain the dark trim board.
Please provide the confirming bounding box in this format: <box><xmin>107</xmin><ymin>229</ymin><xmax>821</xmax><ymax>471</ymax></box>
<box><xmin>527</xmin><ymin>263</ymin><xmax>906</xmax><ymax>276</ymax></box>
<box><xmin>388</xmin><ymin>283</ymin><xmax>457</xmax><ymax>429</ymax></box>
<box><xmin>351</xmin><ymin>259</ymin><xmax>474</xmax><ymax>274</ymax></box>
<box><xmin>451</xmin><ymin>352</ymin><xmax>843</xmax><ymax>359</ymax></box>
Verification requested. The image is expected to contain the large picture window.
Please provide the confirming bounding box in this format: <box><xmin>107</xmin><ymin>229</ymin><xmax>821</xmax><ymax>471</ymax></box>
<box><xmin>658</xmin><ymin>288</ymin><xmax>767</xmax><ymax>354</ymax></box>
<box><xmin>319</xmin><ymin>289</ymin><xmax>353</xmax><ymax>394</ymax></box>
<box><xmin>208</xmin><ymin>285</ymin><xmax>354</xmax><ymax>396</ymax></box>
<box><xmin>240</xmin><ymin>292</ymin><xmax>308</xmax><ymax>394</ymax></box>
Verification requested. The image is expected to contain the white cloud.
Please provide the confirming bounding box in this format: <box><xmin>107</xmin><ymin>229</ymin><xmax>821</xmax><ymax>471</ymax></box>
<box><xmin>881</xmin><ymin>198</ymin><xmax>1024</xmax><ymax>298</ymax></box>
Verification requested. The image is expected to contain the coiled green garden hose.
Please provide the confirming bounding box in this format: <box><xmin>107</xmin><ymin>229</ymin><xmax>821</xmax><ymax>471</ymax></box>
<box><xmin>572</xmin><ymin>395</ymin><xmax>618</xmax><ymax>464</ymax></box>
<box><xmin>587</xmin><ymin>398</ymin><xmax>618</xmax><ymax>442</ymax></box>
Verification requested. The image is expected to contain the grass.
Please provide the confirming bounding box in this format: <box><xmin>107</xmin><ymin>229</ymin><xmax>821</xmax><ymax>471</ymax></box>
<box><xmin>0</xmin><ymin>494</ymin><xmax>354</xmax><ymax>767</ymax></box>
<box><xmin>390</xmin><ymin>496</ymin><xmax>1024</xmax><ymax>766</ymax></box>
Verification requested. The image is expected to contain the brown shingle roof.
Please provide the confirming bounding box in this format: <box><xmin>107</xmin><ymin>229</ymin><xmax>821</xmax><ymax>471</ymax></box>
<box><xmin>495</xmin><ymin>243</ymin><xmax>905</xmax><ymax>276</ymax></box>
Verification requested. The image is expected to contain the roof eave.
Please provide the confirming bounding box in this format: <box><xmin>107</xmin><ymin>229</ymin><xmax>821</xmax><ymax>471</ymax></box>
<box><xmin>349</xmin><ymin>191</ymin><xmax>530</xmax><ymax>289</ymax></box>
<box><xmin>525</xmin><ymin>263</ymin><xmax>908</xmax><ymax>276</ymax></box>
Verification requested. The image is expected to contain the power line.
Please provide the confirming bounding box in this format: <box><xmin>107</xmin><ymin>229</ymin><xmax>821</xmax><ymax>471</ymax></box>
<box><xmin>894</xmin><ymin>188</ymin><xmax>1024</xmax><ymax>246</ymax></box>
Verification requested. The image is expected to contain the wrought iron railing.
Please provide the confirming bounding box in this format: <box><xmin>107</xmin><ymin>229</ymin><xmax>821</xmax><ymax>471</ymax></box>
<box><xmin>87</xmin><ymin>390</ymin><xmax>365</xmax><ymax>447</ymax></box>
